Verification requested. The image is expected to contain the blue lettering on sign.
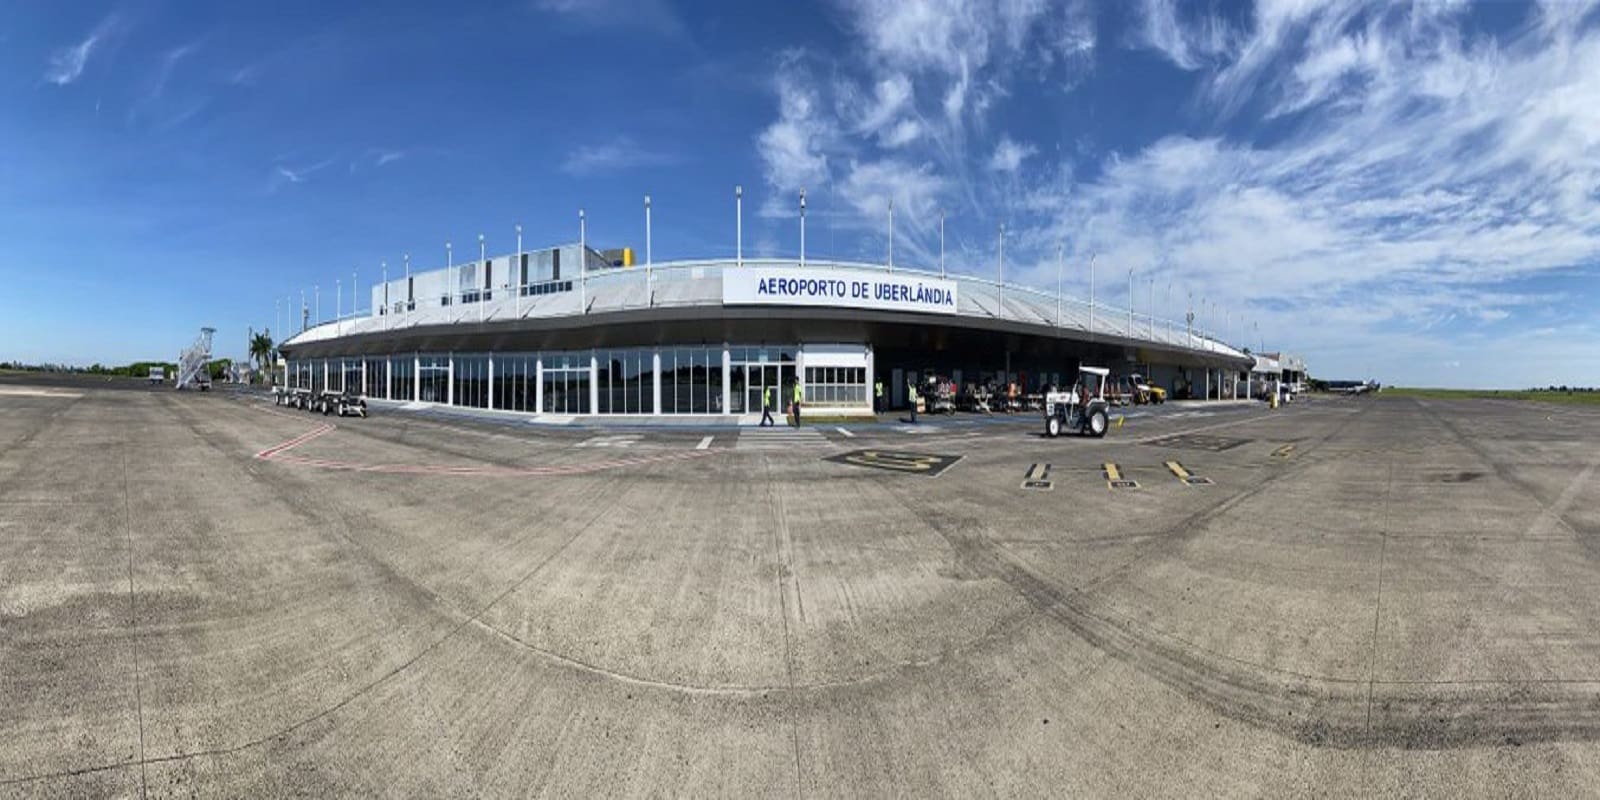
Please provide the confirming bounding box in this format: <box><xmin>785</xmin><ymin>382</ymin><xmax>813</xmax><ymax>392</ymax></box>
<box><xmin>742</xmin><ymin>272</ymin><xmax>954</xmax><ymax>309</ymax></box>
<box><xmin>871</xmin><ymin>281</ymin><xmax>955</xmax><ymax>307</ymax></box>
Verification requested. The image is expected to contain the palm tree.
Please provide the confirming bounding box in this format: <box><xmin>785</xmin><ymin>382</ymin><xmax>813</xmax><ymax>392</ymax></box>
<box><xmin>249</xmin><ymin>331</ymin><xmax>275</xmax><ymax>382</ymax></box>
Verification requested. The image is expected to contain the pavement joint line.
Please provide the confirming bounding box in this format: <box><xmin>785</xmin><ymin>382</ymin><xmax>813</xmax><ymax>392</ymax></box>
<box><xmin>1366</xmin><ymin>457</ymin><xmax>1396</xmax><ymax>733</ymax></box>
<box><xmin>121</xmin><ymin>444</ymin><xmax>148</xmax><ymax>799</ymax></box>
<box><xmin>695</xmin><ymin>435</ymin><xmax>713</xmax><ymax>450</ymax></box>
<box><xmin>835</xmin><ymin>426</ymin><xmax>855</xmax><ymax>437</ymax></box>
<box><xmin>0</xmin><ymin>477</ymin><xmax>642</xmax><ymax>790</ymax></box>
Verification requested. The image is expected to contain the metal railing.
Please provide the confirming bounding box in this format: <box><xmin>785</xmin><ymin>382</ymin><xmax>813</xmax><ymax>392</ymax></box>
<box><xmin>290</xmin><ymin>258</ymin><xmax>1245</xmax><ymax>360</ymax></box>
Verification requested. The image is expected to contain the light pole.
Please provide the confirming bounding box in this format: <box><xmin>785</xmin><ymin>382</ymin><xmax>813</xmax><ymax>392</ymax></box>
<box><xmin>1055</xmin><ymin>244</ymin><xmax>1063</xmax><ymax>328</ymax></box>
<box><xmin>446</xmin><ymin>241</ymin><xmax>453</xmax><ymax>306</ymax></box>
<box><xmin>799</xmin><ymin>188</ymin><xmax>806</xmax><ymax>267</ymax></box>
<box><xmin>1128</xmin><ymin>268</ymin><xmax>1134</xmax><ymax>336</ymax></box>
<box><xmin>887</xmin><ymin>198</ymin><xmax>894</xmax><ymax>273</ymax></box>
<box><xmin>938</xmin><ymin>209</ymin><xmax>945</xmax><ymax>278</ymax></box>
<box><xmin>478</xmin><ymin>233</ymin><xmax>486</xmax><ymax>323</ymax></box>
<box><xmin>314</xmin><ymin>284</ymin><xmax>320</xmax><ymax>325</ymax></box>
<box><xmin>381</xmin><ymin>261</ymin><xmax>388</xmax><ymax>329</ymax></box>
<box><xmin>1166</xmin><ymin>282</ymin><xmax>1173</xmax><ymax>341</ymax></box>
<box><xmin>275</xmin><ymin>298</ymin><xmax>280</xmax><ymax>342</ymax></box>
<box><xmin>734</xmin><ymin>185</ymin><xmax>742</xmax><ymax>267</ymax></box>
<box><xmin>579</xmin><ymin>208</ymin><xmax>587</xmax><ymax>313</ymax></box>
<box><xmin>404</xmin><ymin>253</ymin><xmax>410</xmax><ymax>313</ymax></box>
<box><xmin>515</xmin><ymin>223</ymin><xmax>523</xmax><ymax>318</ymax></box>
<box><xmin>643</xmin><ymin>195</ymin><xmax>651</xmax><ymax>271</ymax></box>
<box><xmin>300</xmin><ymin>289</ymin><xmax>306</xmax><ymax>332</ymax></box>
<box><xmin>353</xmin><ymin>268</ymin><xmax>358</xmax><ymax>318</ymax></box>
<box><xmin>1088</xmin><ymin>254</ymin><xmax>1096</xmax><ymax>339</ymax></box>
<box><xmin>335</xmin><ymin>279</ymin><xmax>341</xmax><ymax>335</ymax></box>
<box><xmin>997</xmin><ymin>222</ymin><xmax>1005</xmax><ymax>314</ymax></box>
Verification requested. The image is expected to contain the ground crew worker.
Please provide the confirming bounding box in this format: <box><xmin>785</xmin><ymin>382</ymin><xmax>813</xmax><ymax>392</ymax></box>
<box><xmin>907</xmin><ymin>380</ymin><xmax>919</xmax><ymax>424</ymax></box>
<box><xmin>791</xmin><ymin>380</ymin><xmax>803</xmax><ymax>427</ymax></box>
<box><xmin>874</xmin><ymin>378</ymin><xmax>884</xmax><ymax>414</ymax></box>
<box><xmin>761</xmin><ymin>385</ymin><xmax>775</xmax><ymax>426</ymax></box>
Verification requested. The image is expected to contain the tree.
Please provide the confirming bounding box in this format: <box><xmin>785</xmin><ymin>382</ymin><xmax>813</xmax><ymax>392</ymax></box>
<box><xmin>249</xmin><ymin>332</ymin><xmax>275</xmax><ymax>374</ymax></box>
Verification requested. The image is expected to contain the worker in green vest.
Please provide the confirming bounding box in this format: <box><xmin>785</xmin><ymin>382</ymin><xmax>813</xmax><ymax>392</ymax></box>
<box><xmin>791</xmin><ymin>380</ymin><xmax>804</xmax><ymax>427</ymax></box>
<box><xmin>907</xmin><ymin>379</ymin><xmax>919</xmax><ymax>424</ymax></box>
<box><xmin>874</xmin><ymin>378</ymin><xmax>884</xmax><ymax>414</ymax></box>
<box><xmin>761</xmin><ymin>385</ymin><xmax>775</xmax><ymax>426</ymax></box>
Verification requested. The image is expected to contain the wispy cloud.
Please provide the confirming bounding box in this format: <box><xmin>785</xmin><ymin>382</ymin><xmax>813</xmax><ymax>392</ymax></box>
<box><xmin>747</xmin><ymin>1</ymin><xmax>1600</xmax><ymax>384</ymax></box>
<box><xmin>272</xmin><ymin>158</ymin><xmax>337</xmax><ymax>188</ymax></box>
<box><xmin>532</xmin><ymin>0</ymin><xmax>688</xmax><ymax>38</ymax></box>
<box><xmin>44</xmin><ymin>14</ymin><xmax>120</xmax><ymax>86</ymax></box>
<box><xmin>560</xmin><ymin>136</ymin><xmax>677</xmax><ymax>175</ymax></box>
<box><xmin>988</xmin><ymin>137</ymin><xmax>1035</xmax><ymax>173</ymax></box>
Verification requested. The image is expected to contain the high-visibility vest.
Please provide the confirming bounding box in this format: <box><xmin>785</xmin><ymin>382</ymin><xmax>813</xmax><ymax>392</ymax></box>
<box><xmin>875</xmin><ymin>381</ymin><xmax>883</xmax><ymax>397</ymax></box>
<box><xmin>793</xmin><ymin>383</ymin><xmax>803</xmax><ymax>403</ymax></box>
<box><xmin>767</xmin><ymin>388</ymin><xmax>775</xmax><ymax>406</ymax></box>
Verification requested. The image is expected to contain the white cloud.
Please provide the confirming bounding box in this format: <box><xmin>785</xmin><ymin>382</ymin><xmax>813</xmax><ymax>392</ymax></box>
<box><xmin>560</xmin><ymin>136</ymin><xmax>676</xmax><ymax>175</ymax></box>
<box><xmin>880</xmin><ymin>119</ymin><xmax>921</xmax><ymax>148</ymax></box>
<box><xmin>1131</xmin><ymin>0</ymin><xmax>1233</xmax><ymax>70</ymax></box>
<box><xmin>989</xmin><ymin>137</ymin><xmax>1035</xmax><ymax>172</ymax></box>
<box><xmin>44</xmin><ymin>15</ymin><xmax>118</xmax><ymax>86</ymax></box>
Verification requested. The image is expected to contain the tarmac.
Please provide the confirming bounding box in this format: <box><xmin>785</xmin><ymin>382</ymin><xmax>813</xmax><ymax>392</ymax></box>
<box><xmin>4</xmin><ymin>374</ymin><xmax>1600</xmax><ymax>797</ymax></box>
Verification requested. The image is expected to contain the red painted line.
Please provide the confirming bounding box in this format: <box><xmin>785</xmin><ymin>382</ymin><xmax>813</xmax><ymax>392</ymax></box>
<box><xmin>254</xmin><ymin>422</ymin><xmax>716</xmax><ymax>477</ymax></box>
<box><xmin>253</xmin><ymin>423</ymin><xmax>336</xmax><ymax>460</ymax></box>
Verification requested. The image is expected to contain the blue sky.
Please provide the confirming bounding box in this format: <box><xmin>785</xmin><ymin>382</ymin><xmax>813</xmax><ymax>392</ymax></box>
<box><xmin>3</xmin><ymin>0</ymin><xmax>1598</xmax><ymax>387</ymax></box>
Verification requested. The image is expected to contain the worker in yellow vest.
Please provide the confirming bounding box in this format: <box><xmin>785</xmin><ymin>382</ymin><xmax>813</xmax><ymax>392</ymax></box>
<box><xmin>791</xmin><ymin>380</ymin><xmax>804</xmax><ymax>427</ymax></box>
<box><xmin>874</xmin><ymin>379</ymin><xmax>884</xmax><ymax>414</ymax></box>
<box><xmin>761</xmin><ymin>386</ymin><xmax>776</xmax><ymax>426</ymax></box>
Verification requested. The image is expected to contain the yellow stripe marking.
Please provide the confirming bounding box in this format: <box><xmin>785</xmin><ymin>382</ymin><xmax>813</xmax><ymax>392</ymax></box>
<box><xmin>1103</xmin><ymin>463</ymin><xmax>1121</xmax><ymax>481</ymax></box>
<box><xmin>1272</xmin><ymin>444</ymin><xmax>1296</xmax><ymax>458</ymax></box>
<box><xmin>1165</xmin><ymin>461</ymin><xmax>1190</xmax><ymax>480</ymax></box>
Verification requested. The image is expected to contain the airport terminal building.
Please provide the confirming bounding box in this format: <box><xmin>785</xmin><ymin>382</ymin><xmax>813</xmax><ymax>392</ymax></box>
<box><xmin>278</xmin><ymin>243</ymin><xmax>1257</xmax><ymax>418</ymax></box>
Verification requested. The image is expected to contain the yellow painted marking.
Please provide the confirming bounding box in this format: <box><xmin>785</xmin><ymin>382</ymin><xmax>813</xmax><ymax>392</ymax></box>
<box><xmin>843</xmin><ymin>451</ymin><xmax>940</xmax><ymax>472</ymax></box>
<box><xmin>1272</xmin><ymin>444</ymin><xmax>1296</xmax><ymax>458</ymax></box>
<box><xmin>1103</xmin><ymin>463</ymin><xmax>1121</xmax><ymax>481</ymax></box>
<box><xmin>1165</xmin><ymin>461</ymin><xmax>1190</xmax><ymax>481</ymax></box>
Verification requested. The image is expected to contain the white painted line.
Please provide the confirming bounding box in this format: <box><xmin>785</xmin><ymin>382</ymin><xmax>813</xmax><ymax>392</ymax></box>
<box><xmin>696</xmin><ymin>435</ymin><xmax>713</xmax><ymax>450</ymax></box>
<box><xmin>836</xmin><ymin>427</ymin><xmax>855</xmax><ymax>437</ymax></box>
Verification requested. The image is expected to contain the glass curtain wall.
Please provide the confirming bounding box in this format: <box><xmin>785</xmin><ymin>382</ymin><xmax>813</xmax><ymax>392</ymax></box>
<box><xmin>418</xmin><ymin>356</ymin><xmax>449</xmax><ymax>403</ymax></box>
<box><xmin>541</xmin><ymin>352</ymin><xmax>590</xmax><ymax>414</ymax></box>
<box><xmin>363</xmin><ymin>358</ymin><xmax>386</xmax><ymax>398</ymax></box>
<box><xmin>730</xmin><ymin>347</ymin><xmax>796</xmax><ymax>415</ymax></box>
<box><xmin>342</xmin><ymin>359</ymin><xmax>362</xmax><ymax>395</ymax></box>
<box><xmin>310</xmin><ymin>360</ymin><xmax>326</xmax><ymax>394</ymax></box>
<box><xmin>596</xmin><ymin>349</ymin><xmax>654</xmax><ymax>414</ymax></box>
<box><xmin>493</xmin><ymin>354</ymin><xmax>538</xmax><ymax>413</ymax></box>
<box><xmin>390</xmin><ymin>356</ymin><xmax>415</xmax><ymax>401</ymax></box>
<box><xmin>453</xmin><ymin>355</ymin><xmax>490</xmax><ymax>409</ymax></box>
<box><xmin>661</xmin><ymin>346</ymin><xmax>722</xmax><ymax>414</ymax></box>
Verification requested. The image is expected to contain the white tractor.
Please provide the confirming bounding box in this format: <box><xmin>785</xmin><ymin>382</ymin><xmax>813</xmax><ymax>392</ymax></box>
<box><xmin>1044</xmin><ymin>366</ymin><xmax>1112</xmax><ymax>438</ymax></box>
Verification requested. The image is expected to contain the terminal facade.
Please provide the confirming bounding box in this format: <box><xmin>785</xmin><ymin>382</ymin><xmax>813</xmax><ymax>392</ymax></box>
<box><xmin>279</xmin><ymin>246</ymin><xmax>1262</xmax><ymax>418</ymax></box>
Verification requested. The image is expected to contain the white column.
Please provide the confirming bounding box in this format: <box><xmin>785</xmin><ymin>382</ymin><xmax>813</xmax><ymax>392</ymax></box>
<box><xmin>589</xmin><ymin>354</ymin><xmax>599</xmax><ymax>414</ymax></box>
<box><xmin>385</xmin><ymin>358</ymin><xmax>392</xmax><ymax>400</ymax></box>
<box><xmin>866</xmin><ymin>345</ymin><xmax>876</xmax><ymax>413</ymax></box>
<box><xmin>488</xmin><ymin>356</ymin><xmax>496</xmax><ymax>410</ymax></box>
<box><xmin>413</xmin><ymin>355</ymin><xmax>420</xmax><ymax>402</ymax></box>
<box><xmin>652</xmin><ymin>350</ymin><xmax>662</xmax><ymax>415</ymax></box>
<box><xmin>735</xmin><ymin>185</ymin><xmax>743</xmax><ymax>267</ymax></box>
<box><xmin>361</xmin><ymin>359</ymin><xmax>368</xmax><ymax>398</ymax></box>
<box><xmin>721</xmin><ymin>345</ymin><xmax>731</xmax><ymax>415</ymax></box>
<box><xmin>446</xmin><ymin>354</ymin><xmax>455</xmax><ymax>406</ymax></box>
<box><xmin>535</xmin><ymin>356</ymin><xmax>544</xmax><ymax>412</ymax></box>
